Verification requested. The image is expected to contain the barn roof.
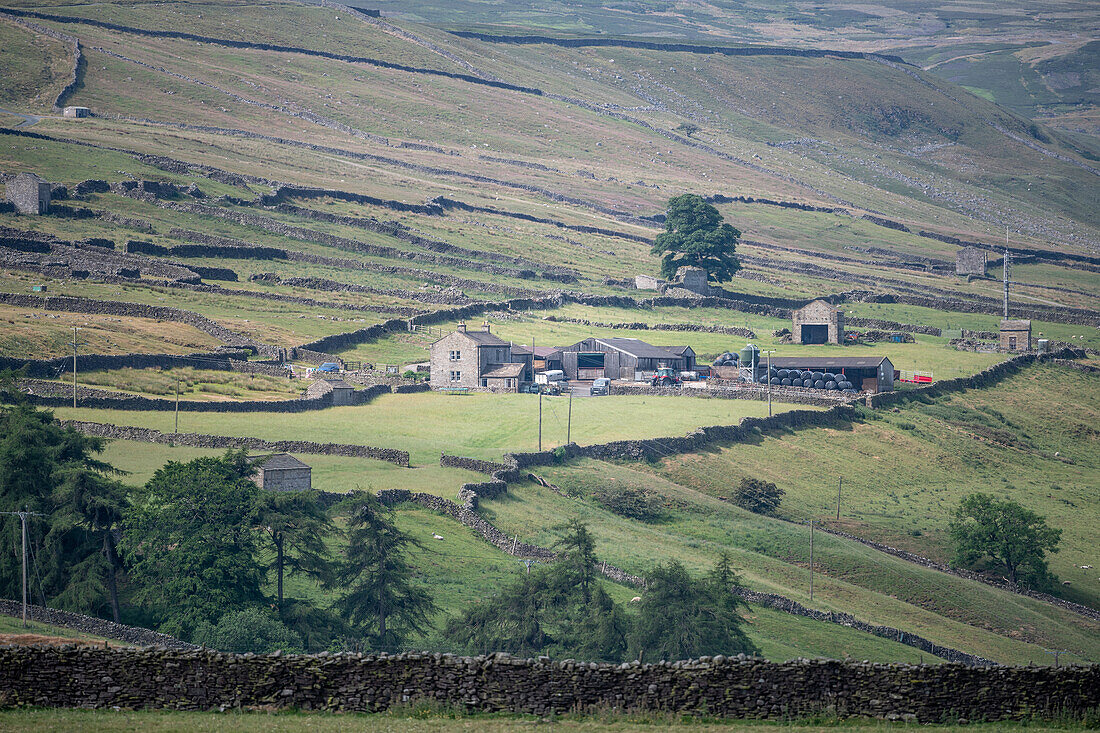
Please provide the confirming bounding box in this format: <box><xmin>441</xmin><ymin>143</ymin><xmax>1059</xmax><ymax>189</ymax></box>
<box><xmin>590</xmin><ymin>337</ymin><xmax>682</xmax><ymax>359</ymax></box>
<box><xmin>530</xmin><ymin>346</ymin><xmax>562</xmax><ymax>358</ymax></box>
<box><xmin>251</xmin><ymin>453</ymin><xmax>310</xmax><ymax>471</ymax></box>
<box><xmin>770</xmin><ymin>356</ymin><xmax>891</xmax><ymax>369</ymax></box>
<box><xmin>1000</xmin><ymin>320</ymin><xmax>1032</xmax><ymax>330</ymax></box>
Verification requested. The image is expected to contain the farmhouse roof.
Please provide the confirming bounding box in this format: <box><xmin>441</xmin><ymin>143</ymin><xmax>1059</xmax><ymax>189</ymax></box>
<box><xmin>770</xmin><ymin>356</ymin><xmax>892</xmax><ymax>369</ymax></box>
<box><xmin>1000</xmin><ymin>320</ymin><xmax>1031</xmax><ymax>330</ymax></box>
<box><xmin>592</xmin><ymin>337</ymin><xmax>680</xmax><ymax>359</ymax></box>
<box><xmin>482</xmin><ymin>363</ymin><xmax>526</xmax><ymax>378</ymax></box>
<box><xmin>461</xmin><ymin>330</ymin><xmax>511</xmax><ymax>347</ymax></box>
<box><xmin>510</xmin><ymin>344</ymin><xmax>532</xmax><ymax>355</ymax></box>
<box><xmin>251</xmin><ymin>453</ymin><xmax>310</xmax><ymax>471</ymax></box>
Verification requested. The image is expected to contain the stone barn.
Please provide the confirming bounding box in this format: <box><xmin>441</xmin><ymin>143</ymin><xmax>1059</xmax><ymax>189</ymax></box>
<box><xmin>63</xmin><ymin>106</ymin><xmax>91</xmax><ymax>118</ymax></box>
<box><xmin>792</xmin><ymin>300</ymin><xmax>844</xmax><ymax>345</ymax></box>
<box><xmin>6</xmin><ymin>173</ymin><xmax>52</xmax><ymax>215</ymax></box>
<box><xmin>999</xmin><ymin>319</ymin><xmax>1031</xmax><ymax>351</ymax></box>
<box><xmin>305</xmin><ymin>378</ymin><xmax>355</xmax><ymax>405</ymax></box>
<box><xmin>250</xmin><ymin>453</ymin><xmax>311</xmax><ymax>492</ymax></box>
<box><xmin>956</xmin><ymin>247</ymin><xmax>987</xmax><ymax>277</ymax></box>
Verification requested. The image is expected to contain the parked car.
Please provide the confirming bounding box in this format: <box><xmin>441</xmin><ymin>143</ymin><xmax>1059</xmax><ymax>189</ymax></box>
<box><xmin>590</xmin><ymin>377</ymin><xmax>611</xmax><ymax>395</ymax></box>
<box><xmin>316</xmin><ymin>362</ymin><xmax>341</xmax><ymax>373</ymax></box>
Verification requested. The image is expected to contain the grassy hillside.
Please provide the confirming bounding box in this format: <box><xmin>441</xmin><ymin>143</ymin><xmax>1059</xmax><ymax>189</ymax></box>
<box><xmin>0</xmin><ymin>0</ymin><xmax>1095</xmax><ymax>666</ymax></box>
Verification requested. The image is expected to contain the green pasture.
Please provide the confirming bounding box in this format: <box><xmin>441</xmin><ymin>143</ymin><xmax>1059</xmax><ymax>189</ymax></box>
<box><xmin>97</xmin><ymin>440</ymin><xmax>484</xmax><ymax>497</ymax></box>
<box><xmin>579</xmin><ymin>362</ymin><xmax>1100</xmax><ymax>607</ymax></box>
<box><xmin>479</xmin><ymin>476</ymin><xmax>1093</xmax><ymax>666</ymax></box>
<box><xmin>64</xmin><ymin>367</ymin><xmax>305</xmax><ymax>401</ymax></box>
<box><xmin>0</xmin><ymin>17</ymin><xmax>69</xmax><ymax>112</ymax></box>
<box><xmin>53</xmin><ymin>391</ymin><xmax>810</xmax><ymax>464</ymax></box>
<box><xmin>0</xmin><ymin>615</ymin><xmax>108</xmax><ymax>643</ymax></box>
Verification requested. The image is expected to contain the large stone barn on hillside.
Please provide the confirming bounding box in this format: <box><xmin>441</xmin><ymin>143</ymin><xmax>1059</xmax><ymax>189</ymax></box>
<box><xmin>559</xmin><ymin>337</ymin><xmax>689</xmax><ymax>381</ymax></box>
<box><xmin>956</xmin><ymin>247</ymin><xmax>987</xmax><ymax>276</ymax></box>
<box><xmin>430</xmin><ymin>323</ymin><xmax>532</xmax><ymax>391</ymax></box>
<box><xmin>6</xmin><ymin>172</ymin><xmax>52</xmax><ymax>215</ymax></box>
<box><xmin>250</xmin><ymin>454</ymin><xmax>311</xmax><ymax>492</ymax></box>
<box><xmin>792</xmin><ymin>299</ymin><xmax>845</xmax><ymax>345</ymax></box>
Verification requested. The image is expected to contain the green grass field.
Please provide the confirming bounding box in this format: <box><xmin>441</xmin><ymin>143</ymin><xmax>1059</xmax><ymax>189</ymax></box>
<box><xmin>63</xmin><ymin>367</ymin><xmax>305</xmax><ymax>401</ymax></box>
<box><xmin>54</xmin><ymin>392</ymin><xmax>810</xmax><ymax>464</ymax></box>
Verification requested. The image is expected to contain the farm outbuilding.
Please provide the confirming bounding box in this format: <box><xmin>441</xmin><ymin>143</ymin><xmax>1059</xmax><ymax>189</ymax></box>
<box><xmin>999</xmin><ymin>320</ymin><xmax>1031</xmax><ymax>352</ymax></box>
<box><xmin>956</xmin><ymin>247</ymin><xmax>987</xmax><ymax>276</ymax></box>
<box><xmin>770</xmin><ymin>356</ymin><xmax>895</xmax><ymax>393</ymax></box>
<box><xmin>559</xmin><ymin>337</ymin><xmax>688</xmax><ymax>381</ymax></box>
<box><xmin>6</xmin><ymin>172</ymin><xmax>51</xmax><ymax>215</ymax></box>
<box><xmin>249</xmin><ymin>453</ymin><xmax>311</xmax><ymax>492</ymax></box>
<box><xmin>305</xmin><ymin>378</ymin><xmax>355</xmax><ymax>405</ymax></box>
<box><xmin>792</xmin><ymin>300</ymin><xmax>845</xmax><ymax>345</ymax></box>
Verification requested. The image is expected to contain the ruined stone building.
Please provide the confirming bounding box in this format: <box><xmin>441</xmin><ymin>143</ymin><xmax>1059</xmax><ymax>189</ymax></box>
<box><xmin>792</xmin><ymin>299</ymin><xmax>845</xmax><ymax>345</ymax></box>
<box><xmin>6</xmin><ymin>172</ymin><xmax>51</xmax><ymax>215</ymax></box>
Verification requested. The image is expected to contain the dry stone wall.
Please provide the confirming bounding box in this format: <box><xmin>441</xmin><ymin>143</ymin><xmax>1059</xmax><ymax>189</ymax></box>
<box><xmin>60</xmin><ymin>420</ymin><xmax>408</xmax><ymax>466</ymax></box>
<box><xmin>0</xmin><ymin>600</ymin><xmax>196</xmax><ymax>650</ymax></box>
<box><xmin>0</xmin><ymin>350</ymin><xmax>251</xmax><ymax>379</ymax></box>
<box><xmin>4</xmin><ymin>646</ymin><xmax>1094</xmax><ymax>719</ymax></box>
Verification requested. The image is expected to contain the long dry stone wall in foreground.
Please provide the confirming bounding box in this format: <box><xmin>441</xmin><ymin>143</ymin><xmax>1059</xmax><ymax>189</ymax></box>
<box><xmin>1</xmin><ymin>647</ymin><xmax>1094</xmax><ymax>720</ymax></box>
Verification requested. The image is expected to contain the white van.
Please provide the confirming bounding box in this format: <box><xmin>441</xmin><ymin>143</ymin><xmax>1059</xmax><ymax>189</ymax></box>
<box><xmin>535</xmin><ymin>370</ymin><xmax>565</xmax><ymax>384</ymax></box>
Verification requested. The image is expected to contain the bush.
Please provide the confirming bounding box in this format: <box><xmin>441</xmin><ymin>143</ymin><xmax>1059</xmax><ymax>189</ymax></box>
<box><xmin>732</xmin><ymin>477</ymin><xmax>784</xmax><ymax>516</ymax></box>
<box><xmin>591</xmin><ymin>486</ymin><xmax>668</xmax><ymax>523</ymax></box>
<box><xmin>192</xmin><ymin>607</ymin><xmax>304</xmax><ymax>653</ymax></box>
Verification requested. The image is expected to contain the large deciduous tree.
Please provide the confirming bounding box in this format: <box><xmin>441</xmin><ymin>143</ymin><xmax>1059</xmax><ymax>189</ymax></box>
<box><xmin>949</xmin><ymin>493</ymin><xmax>1061</xmax><ymax>588</ymax></box>
<box><xmin>652</xmin><ymin>194</ymin><xmax>741</xmax><ymax>283</ymax></box>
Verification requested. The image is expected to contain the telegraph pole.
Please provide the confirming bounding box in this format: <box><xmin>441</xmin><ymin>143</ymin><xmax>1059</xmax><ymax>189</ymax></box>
<box><xmin>538</xmin><ymin>391</ymin><xmax>543</xmax><ymax>452</ymax></box>
<box><xmin>809</xmin><ymin>519</ymin><xmax>815</xmax><ymax>600</ymax></box>
<box><xmin>1003</xmin><ymin>237</ymin><xmax>1010</xmax><ymax>318</ymax></box>
<box><xmin>835</xmin><ymin>476</ymin><xmax>843</xmax><ymax>521</ymax></box>
<box><xmin>1045</xmin><ymin>649</ymin><xmax>1067</xmax><ymax>667</ymax></box>
<box><xmin>1</xmin><ymin>511</ymin><xmax>46</xmax><ymax>628</ymax></box>
<box><xmin>72</xmin><ymin>326</ymin><xmax>79</xmax><ymax>408</ymax></box>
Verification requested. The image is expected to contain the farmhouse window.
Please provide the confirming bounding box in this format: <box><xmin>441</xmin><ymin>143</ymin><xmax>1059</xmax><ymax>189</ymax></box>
<box><xmin>1009</xmin><ymin>336</ymin><xmax>1017</xmax><ymax>349</ymax></box>
<box><xmin>449</xmin><ymin>350</ymin><xmax>462</xmax><ymax>361</ymax></box>
<box><xmin>450</xmin><ymin>371</ymin><xmax>461</xmax><ymax>381</ymax></box>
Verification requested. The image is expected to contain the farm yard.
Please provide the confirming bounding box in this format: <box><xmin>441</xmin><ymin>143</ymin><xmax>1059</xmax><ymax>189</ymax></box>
<box><xmin>0</xmin><ymin>0</ymin><xmax>1097</xmax><ymax>716</ymax></box>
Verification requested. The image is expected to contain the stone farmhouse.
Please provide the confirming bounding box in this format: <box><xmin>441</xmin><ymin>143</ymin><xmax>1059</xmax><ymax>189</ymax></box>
<box><xmin>792</xmin><ymin>299</ymin><xmax>845</xmax><ymax>345</ymax></box>
<box><xmin>249</xmin><ymin>453</ymin><xmax>311</xmax><ymax>492</ymax></box>
<box><xmin>429</xmin><ymin>323</ymin><xmax>533</xmax><ymax>391</ymax></box>
<box><xmin>559</xmin><ymin>337</ymin><xmax>692</xmax><ymax>380</ymax></box>
<box><xmin>6</xmin><ymin>172</ymin><xmax>52</xmax><ymax>215</ymax></box>
<box><xmin>999</xmin><ymin>319</ymin><xmax>1031</xmax><ymax>351</ymax></box>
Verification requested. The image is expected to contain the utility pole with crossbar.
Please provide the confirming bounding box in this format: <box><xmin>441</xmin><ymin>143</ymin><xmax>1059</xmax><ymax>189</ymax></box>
<box><xmin>0</xmin><ymin>511</ymin><xmax>46</xmax><ymax>628</ymax></box>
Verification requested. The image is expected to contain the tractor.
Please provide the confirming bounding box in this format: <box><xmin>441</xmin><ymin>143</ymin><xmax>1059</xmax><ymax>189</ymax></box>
<box><xmin>651</xmin><ymin>367</ymin><xmax>681</xmax><ymax>388</ymax></box>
